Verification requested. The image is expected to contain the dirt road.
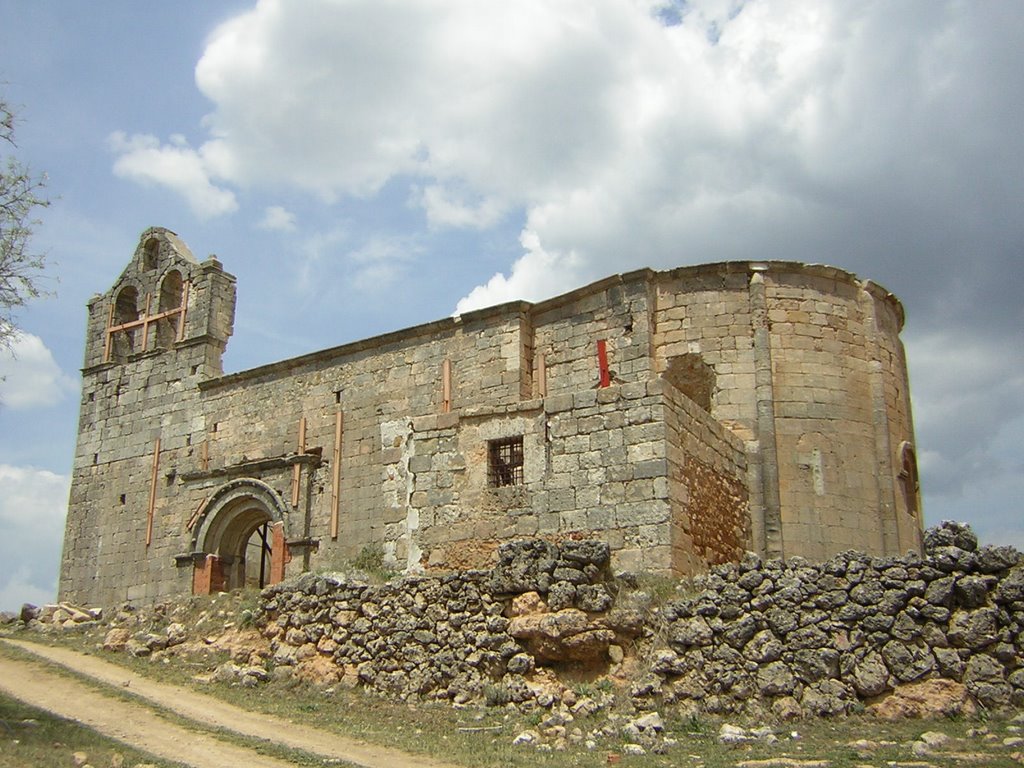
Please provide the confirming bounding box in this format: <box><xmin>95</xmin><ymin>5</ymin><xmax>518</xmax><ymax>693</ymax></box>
<box><xmin>0</xmin><ymin>638</ymin><xmax>457</xmax><ymax>768</ymax></box>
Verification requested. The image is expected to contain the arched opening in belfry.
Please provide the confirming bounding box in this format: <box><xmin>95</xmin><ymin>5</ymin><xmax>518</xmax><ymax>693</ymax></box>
<box><xmin>143</xmin><ymin>238</ymin><xmax>159</xmax><ymax>270</ymax></box>
<box><xmin>191</xmin><ymin>480</ymin><xmax>289</xmax><ymax>595</ymax></box>
<box><xmin>663</xmin><ymin>353</ymin><xmax>716</xmax><ymax>412</ymax></box>
<box><xmin>112</xmin><ymin>286</ymin><xmax>140</xmax><ymax>360</ymax></box>
<box><xmin>156</xmin><ymin>269</ymin><xmax>184</xmax><ymax>349</ymax></box>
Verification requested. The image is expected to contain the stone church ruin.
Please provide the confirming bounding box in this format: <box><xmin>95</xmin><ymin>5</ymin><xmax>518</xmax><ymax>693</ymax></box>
<box><xmin>59</xmin><ymin>227</ymin><xmax>922</xmax><ymax>607</ymax></box>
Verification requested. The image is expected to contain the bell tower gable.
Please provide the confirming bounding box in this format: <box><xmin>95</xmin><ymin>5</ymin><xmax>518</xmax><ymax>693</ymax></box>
<box><xmin>82</xmin><ymin>227</ymin><xmax>235</xmax><ymax>374</ymax></box>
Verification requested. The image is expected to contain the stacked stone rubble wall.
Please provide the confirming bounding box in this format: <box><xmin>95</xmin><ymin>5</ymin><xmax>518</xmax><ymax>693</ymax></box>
<box><xmin>650</xmin><ymin>521</ymin><xmax>1024</xmax><ymax>716</ymax></box>
<box><xmin>259</xmin><ymin>523</ymin><xmax>1024</xmax><ymax>714</ymax></box>
<box><xmin>258</xmin><ymin>540</ymin><xmax>640</xmax><ymax>703</ymax></box>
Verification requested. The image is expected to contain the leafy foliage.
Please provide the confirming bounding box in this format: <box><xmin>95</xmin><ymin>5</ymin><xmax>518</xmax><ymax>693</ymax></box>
<box><xmin>0</xmin><ymin>97</ymin><xmax>49</xmax><ymax>349</ymax></box>
<box><xmin>351</xmin><ymin>543</ymin><xmax>398</xmax><ymax>582</ymax></box>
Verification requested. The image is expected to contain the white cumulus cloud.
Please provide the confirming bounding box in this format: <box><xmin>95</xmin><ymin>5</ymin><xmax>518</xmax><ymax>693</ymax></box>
<box><xmin>109</xmin><ymin>131</ymin><xmax>238</xmax><ymax>218</ymax></box>
<box><xmin>456</xmin><ymin>229</ymin><xmax>584</xmax><ymax>314</ymax></box>
<box><xmin>0</xmin><ymin>332</ymin><xmax>78</xmax><ymax>410</ymax></box>
<box><xmin>119</xmin><ymin>0</ymin><xmax>1019</xmax><ymax>321</ymax></box>
<box><xmin>412</xmin><ymin>185</ymin><xmax>506</xmax><ymax>230</ymax></box>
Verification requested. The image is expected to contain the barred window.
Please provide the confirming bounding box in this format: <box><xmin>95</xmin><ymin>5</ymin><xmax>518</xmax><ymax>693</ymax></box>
<box><xmin>488</xmin><ymin>436</ymin><xmax>524</xmax><ymax>487</ymax></box>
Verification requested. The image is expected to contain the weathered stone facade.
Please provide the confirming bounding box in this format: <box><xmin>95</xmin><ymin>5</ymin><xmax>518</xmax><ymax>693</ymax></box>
<box><xmin>60</xmin><ymin>227</ymin><xmax>921</xmax><ymax>607</ymax></box>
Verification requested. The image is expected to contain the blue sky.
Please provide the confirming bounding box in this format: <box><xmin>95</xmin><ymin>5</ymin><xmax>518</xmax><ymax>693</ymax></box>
<box><xmin>1</xmin><ymin>0</ymin><xmax>1022</xmax><ymax>611</ymax></box>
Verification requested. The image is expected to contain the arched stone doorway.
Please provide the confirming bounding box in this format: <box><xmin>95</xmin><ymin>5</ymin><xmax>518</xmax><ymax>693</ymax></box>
<box><xmin>190</xmin><ymin>479</ymin><xmax>290</xmax><ymax>595</ymax></box>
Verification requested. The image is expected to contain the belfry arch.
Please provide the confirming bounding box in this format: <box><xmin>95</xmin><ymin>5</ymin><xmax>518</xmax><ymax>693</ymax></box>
<box><xmin>190</xmin><ymin>478</ymin><xmax>290</xmax><ymax>594</ymax></box>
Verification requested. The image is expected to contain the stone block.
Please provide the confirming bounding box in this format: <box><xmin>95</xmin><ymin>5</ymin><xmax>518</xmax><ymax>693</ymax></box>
<box><xmin>544</xmin><ymin>393</ymin><xmax>574</xmax><ymax>414</ymax></box>
<box><xmin>633</xmin><ymin>458</ymin><xmax>668</xmax><ymax>479</ymax></box>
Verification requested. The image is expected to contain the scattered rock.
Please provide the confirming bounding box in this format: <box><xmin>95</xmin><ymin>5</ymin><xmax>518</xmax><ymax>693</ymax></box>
<box><xmin>512</xmin><ymin>729</ymin><xmax>540</xmax><ymax>745</ymax></box>
<box><xmin>102</xmin><ymin>628</ymin><xmax>132</xmax><ymax>652</ymax></box>
<box><xmin>925</xmin><ymin>521</ymin><xmax>978</xmax><ymax>553</ymax></box>
<box><xmin>719</xmin><ymin>723</ymin><xmax>749</xmax><ymax>744</ymax></box>
<box><xmin>918</xmin><ymin>730</ymin><xmax>951</xmax><ymax>749</ymax></box>
<box><xmin>20</xmin><ymin>604</ymin><xmax>40</xmax><ymax>623</ymax></box>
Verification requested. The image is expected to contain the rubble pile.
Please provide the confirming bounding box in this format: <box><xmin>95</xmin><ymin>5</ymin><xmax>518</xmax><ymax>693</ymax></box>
<box><xmin>5</xmin><ymin>602</ymin><xmax>102</xmax><ymax>630</ymax></box>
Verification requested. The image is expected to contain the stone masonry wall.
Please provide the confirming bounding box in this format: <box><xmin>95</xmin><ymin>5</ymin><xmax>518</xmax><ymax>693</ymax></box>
<box><xmin>650</xmin><ymin>263</ymin><xmax>916</xmax><ymax>563</ymax></box>
<box><xmin>63</xmin><ymin>230</ymin><xmax>920</xmax><ymax>609</ymax></box>
<box><xmin>410</xmin><ymin>377</ymin><xmax>747</xmax><ymax>575</ymax></box>
<box><xmin>765</xmin><ymin>269</ymin><xmax>904</xmax><ymax>559</ymax></box>
<box><xmin>653</xmin><ymin>265</ymin><xmax>756</xmax><ymax>436</ymax></box>
<box><xmin>532</xmin><ymin>273</ymin><xmax>655</xmax><ymax>398</ymax></box>
<box><xmin>662</xmin><ymin>378</ymin><xmax>749</xmax><ymax>571</ymax></box>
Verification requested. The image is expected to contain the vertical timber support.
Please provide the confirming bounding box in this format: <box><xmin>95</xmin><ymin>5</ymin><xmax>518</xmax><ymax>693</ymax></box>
<box><xmin>146</xmin><ymin>438</ymin><xmax>161</xmax><ymax>547</ymax></box>
<box><xmin>176</xmin><ymin>279</ymin><xmax>190</xmax><ymax>341</ymax></box>
<box><xmin>748</xmin><ymin>268</ymin><xmax>784</xmax><ymax>559</ymax></box>
<box><xmin>331</xmin><ymin>411</ymin><xmax>343</xmax><ymax>539</ymax></box>
<box><xmin>441</xmin><ymin>358</ymin><xmax>452</xmax><ymax>413</ymax></box>
<box><xmin>269</xmin><ymin>521</ymin><xmax>288</xmax><ymax>585</ymax></box>
<box><xmin>140</xmin><ymin>293</ymin><xmax>152</xmax><ymax>352</ymax></box>
<box><xmin>103</xmin><ymin>303</ymin><xmax>115</xmax><ymax>362</ymax></box>
<box><xmin>291</xmin><ymin>416</ymin><xmax>306</xmax><ymax>507</ymax></box>
<box><xmin>597</xmin><ymin>339</ymin><xmax>611</xmax><ymax>388</ymax></box>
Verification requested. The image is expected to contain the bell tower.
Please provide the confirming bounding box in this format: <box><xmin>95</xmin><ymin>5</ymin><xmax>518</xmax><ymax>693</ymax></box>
<box><xmin>80</xmin><ymin>226</ymin><xmax>235</xmax><ymax>376</ymax></box>
<box><xmin>61</xmin><ymin>227</ymin><xmax>236</xmax><ymax>606</ymax></box>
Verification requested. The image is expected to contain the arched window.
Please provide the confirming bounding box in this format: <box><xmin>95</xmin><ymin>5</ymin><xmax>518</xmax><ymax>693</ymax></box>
<box><xmin>156</xmin><ymin>270</ymin><xmax>184</xmax><ymax>348</ymax></box>
<box><xmin>111</xmin><ymin>286</ymin><xmax>139</xmax><ymax>360</ymax></box>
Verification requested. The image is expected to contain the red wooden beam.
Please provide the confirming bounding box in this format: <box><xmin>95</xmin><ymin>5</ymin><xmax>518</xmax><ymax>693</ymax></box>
<box><xmin>597</xmin><ymin>339</ymin><xmax>611</xmax><ymax>388</ymax></box>
<box><xmin>146</xmin><ymin>438</ymin><xmax>161</xmax><ymax>547</ymax></box>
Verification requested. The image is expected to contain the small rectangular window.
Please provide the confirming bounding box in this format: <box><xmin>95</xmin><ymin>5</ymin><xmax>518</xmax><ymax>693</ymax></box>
<box><xmin>488</xmin><ymin>436</ymin><xmax>524</xmax><ymax>487</ymax></box>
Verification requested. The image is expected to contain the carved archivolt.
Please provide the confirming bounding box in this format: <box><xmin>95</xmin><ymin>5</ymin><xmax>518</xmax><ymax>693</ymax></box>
<box><xmin>190</xmin><ymin>477</ymin><xmax>289</xmax><ymax>554</ymax></box>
